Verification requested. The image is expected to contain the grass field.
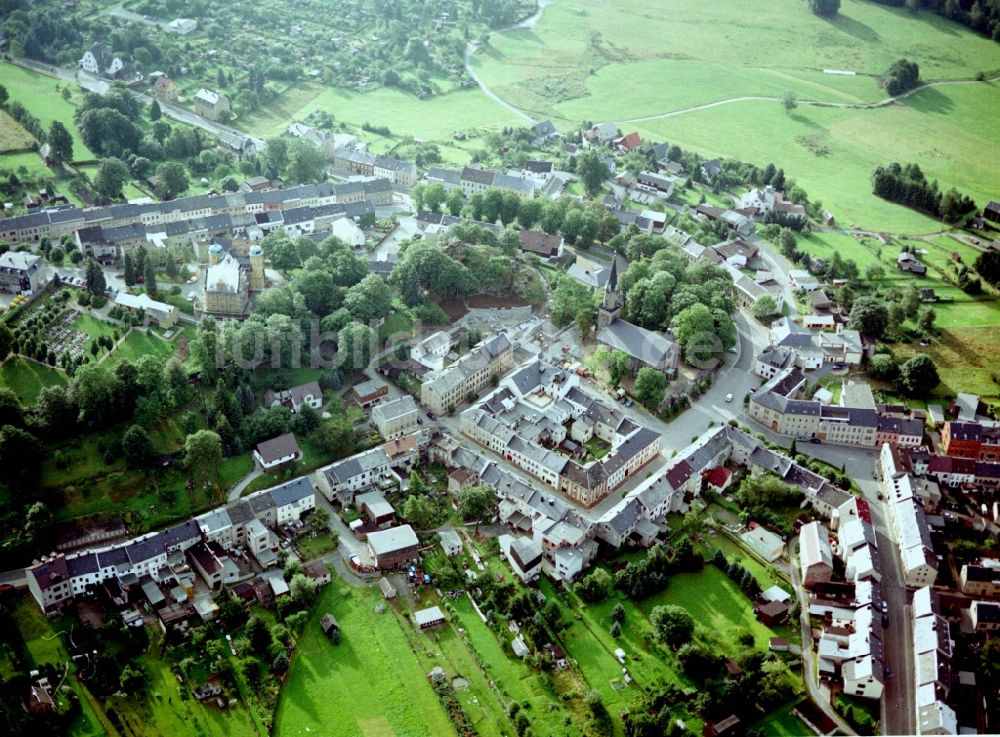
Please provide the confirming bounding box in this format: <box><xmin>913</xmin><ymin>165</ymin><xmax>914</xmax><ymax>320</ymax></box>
<box><xmin>241</xmin><ymin>82</ymin><xmax>524</xmax><ymax>142</ymax></box>
<box><xmin>0</xmin><ymin>62</ymin><xmax>97</xmax><ymax>160</ymax></box>
<box><xmin>0</xmin><ymin>355</ymin><xmax>67</xmax><ymax>404</ymax></box>
<box><xmin>470</xmin><ymin>0</ymin><xmax>1000</xmax><ymax>233</ymax></box>
<box><xmin>106</xmin><ymin>328</ymin><xmax>178</xmax><ymax>366</ymax></box>
<box><xmin>274</xmin><ymin>584</ymin><xmax>456</xmax><ymax>737</ymax></box>
<box><xmin>474</xmin><ymin>0</ymin><xmax>1000</xmax><ymax>120</ymax></box>
<box><xmin>753</xmin><ymin>702</ymin><xmax>813</xmax><ymax>737</ymax></box>
<box><xmin>0</xmin><ymin>109</ymin><xmax>35</xmax><ymax>152</ymax></box>
<box><xmin>11</xmin><ymin>595</ymin><xmax>106</xmax><ymax>737</ymax></box>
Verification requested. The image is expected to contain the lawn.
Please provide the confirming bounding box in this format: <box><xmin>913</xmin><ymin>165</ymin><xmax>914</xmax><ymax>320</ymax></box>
<box><xmin>0</xmin><ymin>62</ymin><xmax>97</xmax><ymax>159</ymax></box>
<box><xmin>0</xmin><ymin>109</ymin><xmax>35</xmax><ymax>152</ymax></box>
<box><xmin>447</xmin><ymin>595</ymin><xmax>580</xmax><ymax>736</ymax></box>
<box><xmin>0</xmin><ymin>355</ymin><xmax>67</xmax><ymax>404</ymax></box>
<box><xmin>893</xmin><ymin>326</ymin><xmax>1000</xmax><ymax>403</ymax></box>
<box><xmin>474</xmin><ymin>0</ymin><xmax>1000</xmax><ymax>121</ymax></box>
<box><xmin>102</xmin><ymin>651</ymin><xmax>259</xmax><ymax>737</ymax></box>
<box><xmin>274</xmin><ymin>584</ymin><xmax>456</xmax><ymax>737</ymax></box>
<box><xmin>639</xmin><ymin>564</ymin><xmax>789</xmax><ymax>651</ymax></box>
<box><xmin>469</xmin><ymin>0</ymin><xmax>1000</xmax><ymax>234</ymax></box>
<box><xmin>792</xmin><ymin>231</ymin><xmax>884</xmax><ymax>271</ymax></box>
<box><xmin>11</xmin><ymin>595</ymin><xmax>106</xmax><ymax>737</ymax></box>
<box><xmin>71</xmin><ymin>312</ymin><xmax>119</xmax><ymax>342</ymax></box>
<box><xmin>752</xmin><ymin>701</ymin><xmax>814</xmax><ymax>737</ymax></box>
<box><xmin>106</xmin><ymin>328</ymin><xmax>177</xmax><ymax>366</ymax></box>
<box><xmin>243</xmin><ymin>83</ymin><xmax>524</xmax><ymax>142</ymax></box>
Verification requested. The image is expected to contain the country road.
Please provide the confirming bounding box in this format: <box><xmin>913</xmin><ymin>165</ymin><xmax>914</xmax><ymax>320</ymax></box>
<box><xmin>613</xmin><ymin>75</ymin><xmax>1000</xmax><ymax>124</ymax></box>
<box><xmin>462</xmin><ymin>0</ymin><xmax>555</xmax><ymax>125</ymax></box>
<box><xmin>9</xmin><ymin>58</ymin><xmax>264</xmax><ymax>149</ymax></box>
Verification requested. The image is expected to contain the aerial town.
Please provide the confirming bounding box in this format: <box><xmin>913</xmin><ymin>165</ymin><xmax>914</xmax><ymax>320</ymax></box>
<box><xmin>0</xmin><ymin>0</ymin><xmax>999</xmax><ymax>736</ymax></box>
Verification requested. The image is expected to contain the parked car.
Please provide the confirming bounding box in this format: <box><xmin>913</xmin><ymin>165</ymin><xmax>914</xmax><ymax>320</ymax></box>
<box><xmin>725</xmin><ymin>393</ymin><xmax>733</xmax><ymax>403</ymax></box>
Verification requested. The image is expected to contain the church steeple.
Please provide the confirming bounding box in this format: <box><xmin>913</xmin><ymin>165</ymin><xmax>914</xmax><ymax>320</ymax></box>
<box><xmin>598</xmin><ymin>254</ymin><xmax>622</xmax><ymax>328</ymax></box>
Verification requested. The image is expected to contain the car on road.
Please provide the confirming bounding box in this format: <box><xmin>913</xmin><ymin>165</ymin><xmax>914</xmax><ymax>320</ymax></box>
<box><xmin>187</xmin><ymin>294</ymin><xmax>196</xmax><ymax>302</ymax></box>
<box><xmin>624</xmin><ymin>399</ymin><xmax>633</xmax><ymax>407</ymax></box>
<box><xmin>728</xmin><ymin>347</ymin><xmax>737</xmax><ymax>354</ymax></box>
<box><xmin>427</xmin><ymin>412</ymin><xmax>437</xmax><ymax>421</ymax></box>
<box><xmin>881</xmin><ymin>601</ymin><xmax>888</xmax><ymax>615</ymax></box>
<box><xmin>749</xmin><ymin>387</ymin><xmax>756</xmax><ymax>394</ymax></box>
<box><xmin>725</xmin><ymin>393</ymin><xmax>733</xmax><ymax>403</ymax></box>
<box><xmin>809</xmin><ymin>438</ymin><xmax>821</xmax><ymax>444</ymax></box>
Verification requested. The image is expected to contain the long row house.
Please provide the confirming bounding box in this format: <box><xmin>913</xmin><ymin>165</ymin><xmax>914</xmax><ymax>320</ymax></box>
<box><xmin>0</xmin><ymin>179</ymin><xmax>393</xmax><ymax>252</ymax></box>
<box><xmin>26</xmin><ymin>478</ymin><xmax>316</xmax><ymax>615</ymax></box>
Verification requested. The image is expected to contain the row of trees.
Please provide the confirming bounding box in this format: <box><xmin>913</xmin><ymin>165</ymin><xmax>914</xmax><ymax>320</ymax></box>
<box><xmin>871</xmin><ymin>162</ymin><xmax>976</xmax><ymax>222</ymax></box>
<box><xmin>871</xmin><ymin>0</ymin><xmax>1000</xmax><ymax>43</ymax></box>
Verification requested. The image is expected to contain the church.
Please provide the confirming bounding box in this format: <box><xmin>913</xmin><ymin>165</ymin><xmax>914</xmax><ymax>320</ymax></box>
<box><xmin>595</xmin><ymin>258</ymin><xmax>680</xmax><ymax>373</ymax></box>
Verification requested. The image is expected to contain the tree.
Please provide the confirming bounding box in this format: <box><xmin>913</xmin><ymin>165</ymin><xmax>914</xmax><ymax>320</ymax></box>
<box><xmin>144</xmin><ymin>257</ymin><xmax>158</xmax><ymax>298</ymax></box>
<box><xmin>149</xmin><ymin>99</ymin><xmax>162</xmax><ymax>121</ymax></box>
<box><xmin>0</xmin><ymin>84</ymin><xmax>7</xmax><ymax>106</ymax></box>
<box><xmin>810</xmin><ymin>0</ymin><xmax>841</xmax><ymax>16</ymax></box>
<box><xmin>47</xmin><ymin>121</ymin><xmax>74</xmax><ymax>164</ymax></box>
<box><xmin>123</xmin><ymin>252</ymin><xmax>136</xmax><ymax>286</ymax></box>
<box><xmin>402</xmin><ymin>494</ymin><xmax>437</xmax><ymax>528</ymax></box>
<box><xmin>576</xmin><ymin>568</ymin><xmax>613</xmax><ymax>603</ymax></box>
<box><xmin>336</xmin><ymin>322</ymin><xmax>375</xmax><ymax>371</ymax></box>
<box><xmin>423</xmin><ymin>182</ymin><xmax>446</xmax><ymax>212</ymax></box>
<box><xmin>458</xmin><ymin>484</ymin><xmax>496</xmax><ymax>534</ymax></box>
<box><xmin>153</xmin><ymin>161</ymin><xmax>188</xmax><ymax>200</ymax></box>
<box><xmin>287</xmin><ymin>138</ymin><xmax>326</xmax><ymax>183</ymax></box>
<box><xmin>94</xmin><ymin>157</ymin><xmax>130</xmax><ymax>199</ymax></box>
<box><xmin>611</xmin><ymin>603</ymin><xmax>626</xmax><ymax>624</ymax></box>
<box><xmin>847</xmin><ymin>295</ymin><xmax>890</xmax><ymax>339</ymax></box>
<box><xmin>269</xmin><ymin>237</ymin><xmax>301</xmax><ymax>272</ymax></box>
<box><xmin>738</xmin><ymin>473</ymin><xmax>797</xmax><ymax>511</ymax></box>
<box><xmin>865</xmin><ymin>263</ymin><xmax>886</xmax><ymax>281</ymax></box>
<box><xmin>221</xmin><ymin>175</ymin><xmax>239</xmax><ymax>192</ymax></box>
<box><xmin>185</xmin><ymin>430</ymin><xmax>223</xmax><ymax>491</ymax></box>
<box><xmin>781</xmin><ymin>91</ymin><xmax>798</xmax><ymax>113</ymax></box>
<box><xmin>122</xmin><ymin>424</ymin><xmax>155</xmax><ymax>468</ymax></box>
<box><xmin>0</xmin><ymin>425</ymin><xmax>42</xmax><ymax>490</ymax></box>
<box><xmin>634</xmin><ymin>367</ymin><xmax>667</xmax><ymax>408</ymax></box>
<box><xmin>245</xmin><ymin>615</ymin><xmax>272</xmax><ymax>652</ymax></box>
<box><xmin>0</xmin><ymin>323</ymin><xmax>13</xmax><ymax>361</ymax></box>
<box><xmin>650</xmin><ymin>605</ymin><xmax>695</xmax><ymax>649</ymax></box>
<box><xmin>261</xmin><ymin>137</ymin><xmax>289</xmax><ymax>179</ymax></box>
<box><xmin>445</xmin><ymin>187</ymin><xmax>464</xmax><ymax>216</ymax></box>
<box><xmin>899</xmin><ymin>353</ymin><xmax>939</xmax><ymax>396</ymax></box>
<box><xmin>751</xmin><ymin>294</ymin><xmax>778</xmax><ymax>320</ymax></box>
<box><xmin>576</xmin><ymin>148</ymin><xmax>611</xmax><ymax>197</ymax></box>
<box><xmin>72</xmin><ymin>363</ymin><xmax>116</xmax><ymax>423</ymax></box>
<box><xmin>343</xmin><ymin>273</ymin><xmax>392</xmax><ymax>322</ymax></box>
<box><xmin>974</xmin><ymin>250</ymin><xmax>1000</xmax><ymax>286</ymax></box>
<box><xmin>868</xmin><ymin>353</ymin><xmax>899</xmax><ymax>381</ymax></box>
<box><xmin>289</xmin><ymin>573</ymin><xmax>318</xmax><ymax>606</ymax></box>
<box><xmin>85</xmin><ymin>258</ymin><xmax>107</xmax><ymax>295</ymax></box>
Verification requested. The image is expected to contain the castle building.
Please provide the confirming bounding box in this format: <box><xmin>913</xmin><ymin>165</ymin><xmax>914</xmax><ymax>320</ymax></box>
<box><xmin>202</xmin><ymin>243</ymin><xmax>264</xmax><ymax>318</ymax></box>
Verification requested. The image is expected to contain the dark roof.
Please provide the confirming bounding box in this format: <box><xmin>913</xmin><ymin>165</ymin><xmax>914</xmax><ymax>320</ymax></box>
<box><xmin>268</xmin><ymin>476</ymin><xmax>315</xmax><ymax>508</ymax></box>
<box><xmin>255</xmin><ymin>432</ymin><xmax>302</xmax><ymax>465</ymax></box>
<box><xmin>460</xmin><ymin>166</ymin><xmax>496</xmax><ymax>186</ymax></box>
<box><xmin>524</xmin><ymin>159</ymin><xmax>553</xmax><ymax>174</ymax></box>
<box><xmin>519</xmin><ymin>230</ymin><xmax>562</xmax><ymax>257</ymax></box>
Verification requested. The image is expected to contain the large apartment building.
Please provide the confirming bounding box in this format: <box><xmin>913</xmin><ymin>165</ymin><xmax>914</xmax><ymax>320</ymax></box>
<box><xmin>420</xmin><ymin>333</ymin><xmax>514</xmax><ymax>415</ymax></box>
<box><xmin>940</xmin><ymin>420</ymin><xmax>1000</xmax><ymax>461</ymax></box>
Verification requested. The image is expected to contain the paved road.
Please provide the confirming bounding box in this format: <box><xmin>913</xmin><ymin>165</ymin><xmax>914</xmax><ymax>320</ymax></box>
<box><xmin>227</xmin><ymin>468</ymin><xmax>263</xmax><ymax>502</ymax></box>
<box><xmin>103</xmin><ymin>7</ymin><xmax>168</xmax><ymax>29</ymax></box>
<box><xmin>462</xmin><ymin>0</ymin><xmax>554</xmax><ymax>125</ymax></box>
<box><xmin>8</xmin><ymin>58</ymin><xmax>263</xmax><ymax>149</ymax></box>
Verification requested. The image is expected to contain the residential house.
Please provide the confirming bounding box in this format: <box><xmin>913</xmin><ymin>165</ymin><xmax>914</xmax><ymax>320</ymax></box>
<box><xmin>166</xmin><ymin>18</ymin><xmax>197</xmax><ymax>35</ymax></box>
<box><xmin>356</xmin><ymin>489</ymin><xmax>395</xmax><ymax>527</ymax></box>
<box><xmin>0</xmin><ymin>252</ymin><xmax>47</xmax><ymax>295</ymax></box>
<box><xmin>371</xmin><ymin>395</ymin><xmax>420</xmax><ymax>440</ymax></box>
<box><xmin>194</xmin><ymin>89</ymin><xmax>230</xmax><ymax>122</ymax></box>
<box><xmin>420</xmin><ymin>333</ymin><xmax>515</xmax><ymax>415</ymax></box>
<box><xmin>799</xmin><ymin>521</ymin><xmax>833</xmax><ymax>587</ymax></box>
<box><xmin>79</xmin><ymin>43</ymin><xmax>124</xmax><ymax>78</ymax></box>
<box><xmin>612</xmin><ymin>131</ymin><xmax>641</xmax><ymax>153</ymax></box>
<box><xmin>583</xmin><ymin>122</ymin><xmax>619</xmax><ymax>145</ymax></box>
<box><xmin>411</xmin><ymin>330</ymin><xmax>453</xmax><ymax>372</ymax></box>
<box><xmin>115</xmin><ymin>291</ymin><xmax>179</xmax><ymax>328</ymax></box>
<box><xmin>499</xmin><ymin>534</ymin><xmax>543</xmax><ymax>583</ymax></box>
<box><xmin>519</xmin><ymin>230</ymin><xmax>564</xmax><ymax>260</ymax></box>
<box><xmin>897</xmin><ymin>252</ymin><xmax>927</xmax><ymax>276</ymax></box>
<box><xmin>367</xmin><ymin>525</ymin><xmax>420</xmax><ymax>568</ymax></box>
<box><xmin>253</xmin><ymin>432</ymin><xmax>302</xmax><ymax>471</ymax></box>
<box><xmin>263</xmin><ymin>381</ymin><xmax>323</xmax><ymax>413</ymax></box>
<box><xmin>151</xmin><ymin>75</ymin><xmax>179</xmax><ymax>102</ymax></box>
<box><xmin>351</xmin><ymin>378</ymin><xmax>389</xmax><ymax>408</ymax></box>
